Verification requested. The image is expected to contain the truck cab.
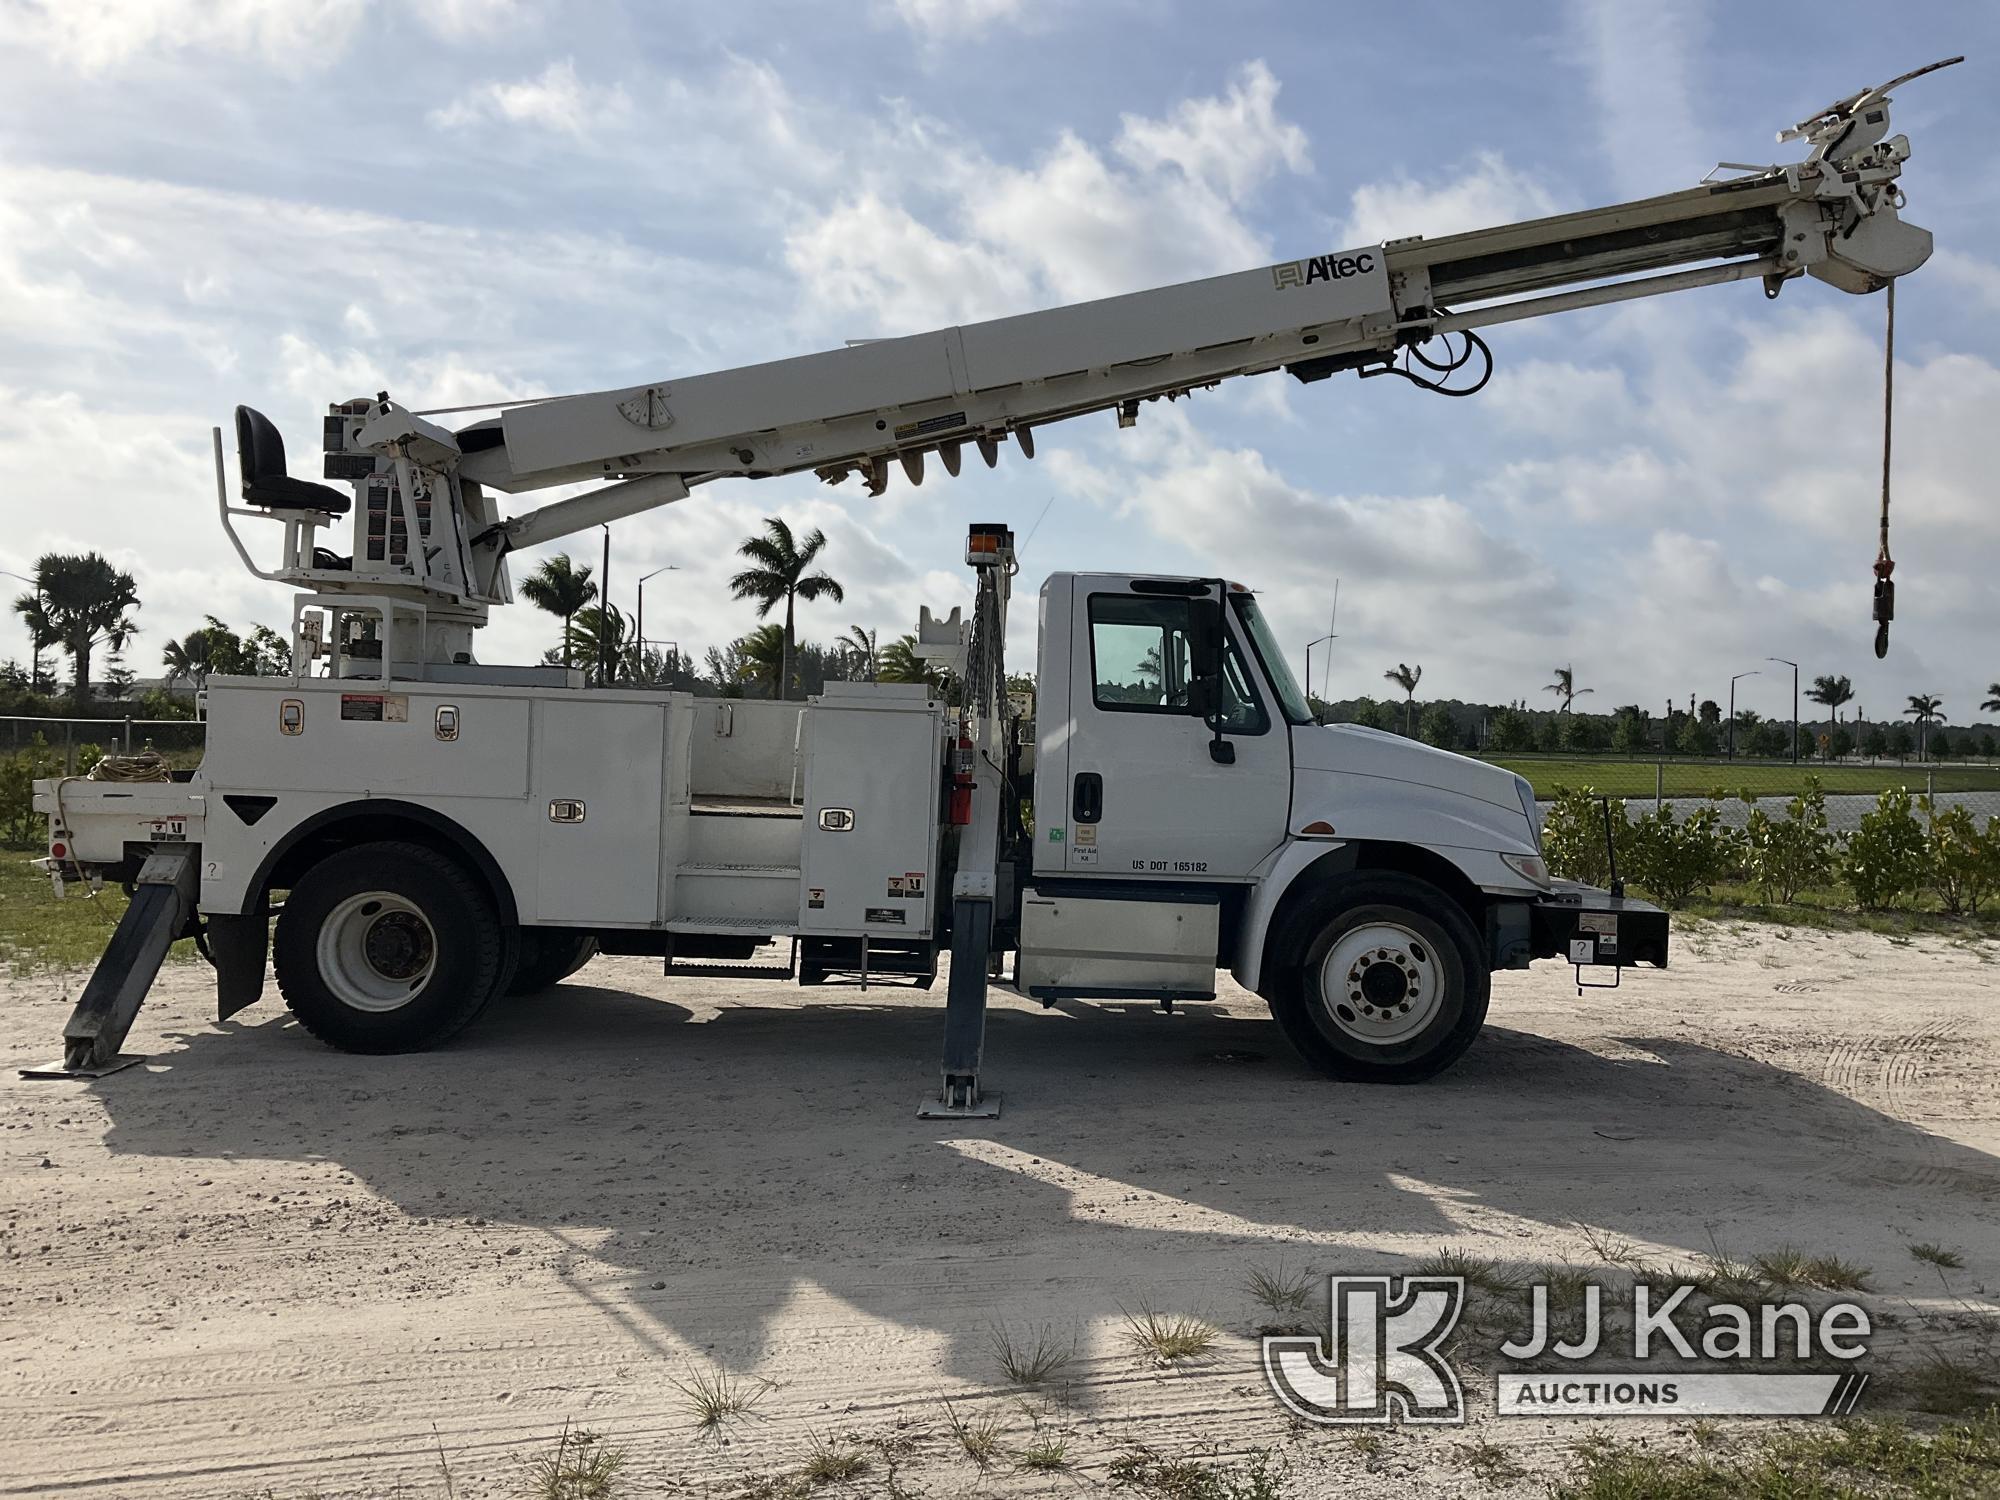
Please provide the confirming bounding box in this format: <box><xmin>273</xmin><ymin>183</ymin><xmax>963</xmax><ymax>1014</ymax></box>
<box><xmin>1018</xmin><ymin>572</ymin><xmax>1666</xmax><ymax>1082</ymax></box>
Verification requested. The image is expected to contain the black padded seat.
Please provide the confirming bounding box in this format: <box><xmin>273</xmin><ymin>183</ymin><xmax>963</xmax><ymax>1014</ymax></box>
<box><xmin>235</xmin><ymin>405</ymin><xmax>352</xmax><ymax>515</ymax></box>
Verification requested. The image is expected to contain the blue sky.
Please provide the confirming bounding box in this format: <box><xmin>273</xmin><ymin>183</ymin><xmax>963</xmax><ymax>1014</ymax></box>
<box><xmin>2</xmin><ymin>0</ymin><xmax>1996</xmax><ymax>723</ymax></box>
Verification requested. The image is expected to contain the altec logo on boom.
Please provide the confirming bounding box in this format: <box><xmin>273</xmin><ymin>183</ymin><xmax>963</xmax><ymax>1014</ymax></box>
<box><xmin>1263</xmin><ymin>1275</ymin><xmax>1873</xmax><ymax>1423</ymax></box>
<box><xmin>1270</xmin><ymin>251</ymin><xmax>1377</xmax><ymax>289</ymax></box>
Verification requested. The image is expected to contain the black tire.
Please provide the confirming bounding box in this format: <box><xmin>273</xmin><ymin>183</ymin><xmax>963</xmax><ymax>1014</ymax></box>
<box><xmin>273</xmin><ymin>840</ymin><xmax>505</xmax><ymax>1053</ymax></box>
<box><xmin>1263</xmin><ymin>872</ymin><xmax>1490</xmax><ymax>1084</ymax></box>
<box><xmin>505</xmin><ymin>931</ymin><xmax>599</xmax><ymax>996</ymax></box>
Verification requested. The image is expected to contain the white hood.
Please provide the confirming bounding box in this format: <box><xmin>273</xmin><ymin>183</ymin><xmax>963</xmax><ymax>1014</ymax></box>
<box><xmin>1292</xmin><ymin>724</ymin><xmax>1525</xmax><ymax>815</ymax></box>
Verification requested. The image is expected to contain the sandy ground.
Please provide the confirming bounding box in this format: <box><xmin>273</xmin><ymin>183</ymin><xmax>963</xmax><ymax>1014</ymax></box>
<box><xmin>1</xmin><ymin>922</ymin><xmax>1996</xmax><ymax>1498</ymax></box>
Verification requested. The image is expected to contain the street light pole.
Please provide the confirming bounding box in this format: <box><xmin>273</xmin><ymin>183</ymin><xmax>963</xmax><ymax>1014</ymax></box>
<box><xmin>1729</xmin><ymin>669</ymin><xmax>1760</xmax><ymax>759</ymax></box>
<box><xmin>1303</xmin><ymin>632</ymin><xmax>1338</xmax><ymax>714</ymax></box>
<box><xmin>1767</xmin><ymin>656</ymin><xmax>1799</xmax><ymax>763</ymax></box>
<box><xmin>635</xmin><ymin>564</ymin><xmax>680</xmax><ymax>680</ymax></box>
<box><xmin>598</xmin><ymin>524</ymin><xmax>612</xmax><ymax>686</ymax></box>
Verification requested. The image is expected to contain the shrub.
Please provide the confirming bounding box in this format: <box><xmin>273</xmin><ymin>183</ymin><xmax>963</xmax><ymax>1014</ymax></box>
<box><xmin>1924</xmin><ymin>802</ymin><xmax>2000</xmax><ymax>916</ymax></box>
<box><xmin>0</xmin><ymin>738</ymin><xmax>62</xmax><ymax>848</ymax></box>
<box><xmin>1844</xmin><ymin>787</ymin><xmax>1928</xmax><ymax>909</ymax></box>
<box><xmin>1740</xmin><ymin>779</ymin><xmax>1836</xmax><ymax>904</ymax></box>
<box><xmin>1543</xmin><ymin>785</ymin><xmax>1623</xmax><ymax>887</ymax></box>
<box><xmin>1621</xmin><ymin>800</ymin><xmax>1735</xmax><ymax>908</ymax></box>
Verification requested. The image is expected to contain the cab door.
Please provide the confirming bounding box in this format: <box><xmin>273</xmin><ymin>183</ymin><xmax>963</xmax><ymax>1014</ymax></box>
<box><xmin>1054</xmin><ymin>579</ymin><xmax>1290</xmax><ymax>881</ymax></box>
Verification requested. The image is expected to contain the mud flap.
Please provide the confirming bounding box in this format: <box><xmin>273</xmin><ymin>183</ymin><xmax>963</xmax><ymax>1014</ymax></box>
<box><xmin>209</xmin><ymin>911</ymin><xmax>269</xmax><ymax>1021</ymax></box>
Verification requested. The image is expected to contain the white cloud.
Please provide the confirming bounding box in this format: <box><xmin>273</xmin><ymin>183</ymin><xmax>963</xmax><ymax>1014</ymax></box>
<box><xmin>1045</xmin><ymin>407</ymin><xmax>1573</xmax><ymax>701</ymax></box>
<box><xmin>885</xmin><ymin>0</ymin><xmax>1030</xmax><ymax>39</ymax></box>
<box><xmin>783</xmin><ymin>63</ymin><xmax>1312</xmax><ymax>330</ymax></box>
<box><xmin>1568</xmin><ymin>0</ymin><xmax>1712</xmax><ymax>193</ymax></box>
<box><xmin>1341</xmin><ymin>151</ymin><xmax>1566</xmax><ymax>248</ymax></box>
<box><xmin>431</xmin><ymin>60</ymin><xmax>629</xmax><ymax>136</ymax></box>
<box><xmin>782</xmin><ymin>193</ymin><xmax>1036</xmax><ymax>330</ymax></box>
<box><xmin>1932</xmin><ymin>250</ymin><xmax>2000</xmax><ymax>315</ymax></box>
<box><xmin>4</xmin><ymin>0</ymin><xmax>357</xmax><ymax>72</ymax></box>
<box><xmin>1113</xmin><ymin>61</ymin><xmax>1310</xmax><ymax>201</ymax></box>
<box><xmin>419</xmin><ymin>0</ymin><xmax>535</xmax><ymax>42</ymax></box>
<box><xmin>2</xmin><ymin>0</ymin><xmax>538</xmax><ymax>72</ymax></box>
<box><xmin>1483</xmin><ymin>359</ymin><xmax>1636</xmax><ymax>442</ymax></box>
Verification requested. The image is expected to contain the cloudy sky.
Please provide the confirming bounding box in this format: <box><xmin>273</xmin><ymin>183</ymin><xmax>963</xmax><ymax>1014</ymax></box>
<box><xmin>1</xmin><ymin>0</ymin><xmax>1995</xmax><ymax>724</ymax></box>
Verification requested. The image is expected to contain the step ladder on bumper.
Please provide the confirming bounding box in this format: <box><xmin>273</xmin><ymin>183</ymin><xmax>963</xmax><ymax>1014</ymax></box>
<box><xmin>22</xmin><ymin>847</ymin><xmax>200</xmax><ymax>1079</ymax></box>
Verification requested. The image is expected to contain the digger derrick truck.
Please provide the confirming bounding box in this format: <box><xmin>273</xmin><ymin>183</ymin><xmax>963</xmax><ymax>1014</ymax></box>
<box><xmin>29</xmin><ymin>64</ymin><xmax>1954</xmax><ymax>1112</ymax></box>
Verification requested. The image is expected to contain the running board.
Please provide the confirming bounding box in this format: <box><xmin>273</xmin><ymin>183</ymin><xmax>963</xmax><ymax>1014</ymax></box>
<box><xmin>21</xmin><ymin>847</ymin><xmax>198</xmax><ymax>1079</ymax></box>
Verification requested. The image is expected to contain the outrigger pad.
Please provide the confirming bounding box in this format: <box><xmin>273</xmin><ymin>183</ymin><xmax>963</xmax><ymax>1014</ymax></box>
<box><xmin>19</xmin><ymin>1053</ymin><xmax>146</xmax><ymax>1080</ymax></box>
<box><xmin>916</xmin><ymin>1092</ymin><xmax>1002</xmax><ymax>1120</ymax></box>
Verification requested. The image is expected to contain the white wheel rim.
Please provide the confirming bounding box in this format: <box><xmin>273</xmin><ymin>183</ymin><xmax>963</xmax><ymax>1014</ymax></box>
<box><xmin>1318</xmin><ymin>921</ymin><xmax>1445</xmax><ymax>1047</ymax></box>
<box><xmin>315</xmin><ymin>891</ymin><xmax>436</xmax><ymax>1012</ymax></box>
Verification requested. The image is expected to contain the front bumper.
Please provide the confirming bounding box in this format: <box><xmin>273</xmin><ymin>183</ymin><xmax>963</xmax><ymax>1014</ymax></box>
<box><xmin>1487</xmin><ymin>883</ymin><xmax>1670</xmax><ymax>971</ymax></box>
<box><xmin>1528</xmin><ymin>883</ymin><xmax>1669</xmax><ymax>969</ymax></box>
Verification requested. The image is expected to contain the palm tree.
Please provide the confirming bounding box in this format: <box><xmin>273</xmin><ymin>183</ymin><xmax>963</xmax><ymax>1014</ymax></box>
<box><xmin>11</xmin><ymin>591</ymin><xmax>53</xmax><ymax>693</ymax></box>
<box><xmin>15</xmin><ymin>553</ymin><xmax>139</xmax><ymax>710</ymax></box>
<box><xmin>1383</xmin><ymin>662</ymin><xmax>1422</xmax><ymax>736</ymax></box>
<box><xmin>566</xmin><ymin>604</ymin><xmax>631</xmax><ymax>687</ymax></box>
<box><xmin>730</xmin><ymin>518</ymin><xmax>845</xmax><ymax>700</ymax></box>
<box><xmin>518</xmin><ymin>554</ymin><xmax>597</xmax><ymax>668</ymax></box>
<box><xmin>880</xmin><ymin>633</ymin><xmax>951</xmax><ymax>694</ymax></box>
<box><xmin>1905</xmin><ymin>692</ymin><xmax>1944</xmax><ymax>763</ymax></box>
<box><xmin>841</xmin><ymin>625</ymin><xmax>879</xmax><ymax>682</ymax></box>
<box><xmin>1982</xmin><ymin>683</ymin><xmax>2000</xmax><ymax>715</ymax></box>
<box><xmin>1544</xmin><ymin>664</ymin><xmax>1592</xmax><ymax>714</ymax></box>
<box><xmin>735</xmin><ymin>623</ymin><xmax>788</xmax><ymax>696</ymax></box>
<box><xmin>162</xmin><ymin>617</ymin><xmax>239</xmax><ymax>687</ymax></box>
<box><xmin>161</xmin><ymin>629</ymin><xmax>208</xmax><ymax>688</ymax></box>
<box><xmin>1807</xmin><ymin>673</ymin><xmax>1855</xmax><ymax>723</ymax></box>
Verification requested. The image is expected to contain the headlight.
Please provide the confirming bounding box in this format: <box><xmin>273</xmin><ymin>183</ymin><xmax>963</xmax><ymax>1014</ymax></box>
<box><xmin>1501</xmin><ymin>852</ymin><xmax>1552</xmax><ymax>888</ymax></box>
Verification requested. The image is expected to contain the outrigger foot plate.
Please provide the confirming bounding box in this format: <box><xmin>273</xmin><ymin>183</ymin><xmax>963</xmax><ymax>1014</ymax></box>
<box><xmin>20</xmin><ymin>1053</ymin><xmax>146</xmax><ymax>1080</ymax></box>
<box><xmin>917</xmin><ymin>1090</ymin><xmax>1002</xmax><ymax>1120</ymax></box>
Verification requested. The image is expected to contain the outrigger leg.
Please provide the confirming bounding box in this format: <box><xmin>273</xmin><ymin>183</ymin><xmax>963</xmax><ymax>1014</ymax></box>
<box><xmin>21</xmin><ymin>847</ymin><xmax>198</xmax><ymax>1079</ymax></box>
<box><xmin>922</xmin><ymin>886</ymin><xmax>999</xmax><ymax>1118</ymax></box>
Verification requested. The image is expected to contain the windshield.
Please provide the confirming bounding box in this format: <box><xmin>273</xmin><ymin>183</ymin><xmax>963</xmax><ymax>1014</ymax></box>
<box><xmin>1231</xmin><ymin>593</ymin><xmax>1313</xmax><ymax>725</ymax></box>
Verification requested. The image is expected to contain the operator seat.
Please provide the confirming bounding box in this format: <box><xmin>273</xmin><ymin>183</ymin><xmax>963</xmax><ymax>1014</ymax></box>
<box><xmin>234</xmin><ymin>405</ymin><xmax>352</xmax><ymax>515</ymax></box>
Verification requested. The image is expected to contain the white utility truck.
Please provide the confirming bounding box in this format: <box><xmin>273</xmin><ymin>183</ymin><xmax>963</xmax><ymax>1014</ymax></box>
<box><xmin>30</xmin><ymin>65</ymin><xmax>1952</xmax><ymax>1112</ymax></box>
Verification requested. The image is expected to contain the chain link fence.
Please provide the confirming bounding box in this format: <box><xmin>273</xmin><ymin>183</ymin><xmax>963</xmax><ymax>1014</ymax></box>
<box><xmin>1489</xmin><ymin>752</ymin><xmax>2000</xmax><ymax>833</ymax></box>
<box><xmin>1</xmin><ymin>714</ymin><xmax>207</xmax><ymax>775</ymax></box>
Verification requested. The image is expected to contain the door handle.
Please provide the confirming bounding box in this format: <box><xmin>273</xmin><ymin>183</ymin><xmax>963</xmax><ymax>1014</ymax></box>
<box><xmin>1072</xmin><ymin>771</ymin><xmax>1102</xmax><ymax>823</ymax></box>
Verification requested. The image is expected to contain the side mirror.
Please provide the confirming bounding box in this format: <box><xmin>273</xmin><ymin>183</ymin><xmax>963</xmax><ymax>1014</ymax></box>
<box><xmin>1188</xmin><ymin>594</ymin><xmax>1234</xmax><ymax>765</ymax></box>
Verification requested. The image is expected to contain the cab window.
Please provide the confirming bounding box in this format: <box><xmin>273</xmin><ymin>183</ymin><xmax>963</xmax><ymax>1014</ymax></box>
<box><xmin>1086</xmin><ymin>593</ymin><xmax>1267</xmax><ymax>733</ymax></box>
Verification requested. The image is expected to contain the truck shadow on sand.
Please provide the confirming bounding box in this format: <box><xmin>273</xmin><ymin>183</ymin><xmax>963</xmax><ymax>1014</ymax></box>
<box><xmin>88</xmin><ymin>967</ymin><xmax>2000</xmax><ymax>1397</ymax></box>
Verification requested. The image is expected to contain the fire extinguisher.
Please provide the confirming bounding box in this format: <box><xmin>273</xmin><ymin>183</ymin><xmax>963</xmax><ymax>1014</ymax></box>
<box><xmin>949</xmin><ymin>731</ymin><xmax>975</xmax><ymax>825</ymax></box>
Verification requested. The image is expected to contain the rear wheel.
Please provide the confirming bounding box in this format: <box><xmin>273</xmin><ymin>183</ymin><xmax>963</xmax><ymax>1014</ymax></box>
<box><xmin>1265</xmin><ymin>872</ymin><xmax>1489</xmax><ymax>1083</ymax></box>
<box><xmin>505</xmin><ymin>930</ymin><xmax>599</xmax><ymax>996</ymax></box>
<box><xmin>274</xmin><ymin>840</ymin><xmax>504</xmax><ymax>1053</ymax></box>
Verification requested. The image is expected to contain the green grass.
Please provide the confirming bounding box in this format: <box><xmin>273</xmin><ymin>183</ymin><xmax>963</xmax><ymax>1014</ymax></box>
<box><xmin>0</xmin><ymin>852</ymin><xmax>194</xmax><ymax>976</ymax></box>
<box><xmin>1483</xmin><ymin>755</ymin><xmax>2000</xmax><ymax>800</ymax></box>
<box><xmin>1550</xmin><ymin>1412</ymin><xmax>2000</xmax><ymax>1498</ymax></box>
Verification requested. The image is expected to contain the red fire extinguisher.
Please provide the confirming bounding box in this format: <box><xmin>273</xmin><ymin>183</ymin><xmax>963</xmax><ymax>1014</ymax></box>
<box><xmin>949</xmin><ymin>732</ymin><xmax>975</xmax><ymax>825</ymax></box>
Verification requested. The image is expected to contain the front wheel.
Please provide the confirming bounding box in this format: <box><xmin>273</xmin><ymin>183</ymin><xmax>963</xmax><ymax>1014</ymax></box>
<box><xmin>1264</xmin><ymin>873</ymin><xmax>1489</xmax><ymax>1083</ymax></box>
<box><xmin>273</xmin><ymin>840</ymin><xmax>505</xmax><ymax>1053</ymax></box>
